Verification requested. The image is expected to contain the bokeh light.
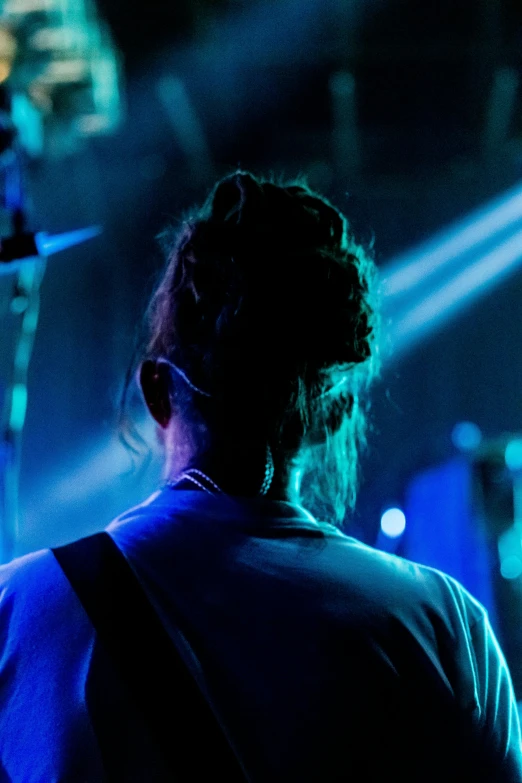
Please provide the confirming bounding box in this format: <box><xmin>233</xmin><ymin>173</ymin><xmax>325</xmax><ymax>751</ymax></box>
<box><xmin>451</xmin><ymin>421</ymin><xmax>482</xmax><ymax>452</ymax></box>
<box><xmin>380</xmin><ymin>508</ymin><xmax>406</xmax><ymax>539</ymax></box>
<box><xmin>500</xmin><ymin>555</ymin><xmax>522</xmax><ymax>580</ymax></box>
<box><xmin>505</xmin><ymin>439</ymin><xmax>522</xmax><ymax>472</ymax></box>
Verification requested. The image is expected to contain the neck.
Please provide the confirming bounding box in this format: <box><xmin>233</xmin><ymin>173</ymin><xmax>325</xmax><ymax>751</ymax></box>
<box><xmin>163</xmin><ymin>415</ymin><xmax>293</xmax><ymax>500</ymax></box>
<box><xmin>172</xmin><ymin>469</ymin><xmax>290</xmax><ymax>501</ymax></box>
<box><xmin>165</xmin><ymin>443</ymin><xmax>291</xmax><ymax>500</ymax></box>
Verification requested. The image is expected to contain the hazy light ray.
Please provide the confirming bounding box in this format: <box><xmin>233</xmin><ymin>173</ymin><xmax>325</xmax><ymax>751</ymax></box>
<box><xmin>382</xmin><ymin>180</ymin><xmax>522</xmax><ymax>300</ymax></box>
<box><xmin>389</xmin><ymin>227</ymin><xmax>522</xmax><ymax>357</ymax></box>
<box><xmin>23</xmin><ymin>415</ymin><xmax>160</xmax><ymax>523</ymax></box>
<box><xmin>49</xmin><ymin>436</ymin><xmax>138</xmax><ymax>505</ymax></box>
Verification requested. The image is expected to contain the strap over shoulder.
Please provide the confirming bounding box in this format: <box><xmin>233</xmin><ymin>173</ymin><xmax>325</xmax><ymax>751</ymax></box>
<box><xmin>52</xmin><ymin>531</ymin><xmax>247</xmax><ymax>781</ymax></box>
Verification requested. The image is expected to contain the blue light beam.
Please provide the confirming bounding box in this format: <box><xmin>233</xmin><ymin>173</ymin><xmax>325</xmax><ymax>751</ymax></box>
<box><xmin>35</xmin><ymin>225</ymin><xmax>102</xmax><ymax>256</ymax></box>
<box><xmin>387</xmin><ymin>226</ymin><xmax>522</xmax><ymax>359</ymax></box>
<box><xmin>382</xmin><ymin>180</ymin><xmax>522</xmax><ymax>302</ymax></box>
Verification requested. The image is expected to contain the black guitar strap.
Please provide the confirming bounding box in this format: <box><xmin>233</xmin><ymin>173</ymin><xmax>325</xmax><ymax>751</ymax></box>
<box><xmin>52</xmin><ymin>531</ymin><xmax>247</xmax><ymax>781</ymax></box>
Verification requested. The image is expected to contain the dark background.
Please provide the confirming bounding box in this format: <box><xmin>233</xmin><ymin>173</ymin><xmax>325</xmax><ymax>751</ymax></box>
<box><xmin>8</xmin><ymin>0</ymin><xmax>522</xmax><ymax>557</ymax></box>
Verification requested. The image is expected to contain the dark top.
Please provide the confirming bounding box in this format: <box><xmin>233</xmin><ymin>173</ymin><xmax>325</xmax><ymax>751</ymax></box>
<box><xmin>0</xmin><ymin>488</ymin><xmax>520</xmax><ymax>781</ymax></box>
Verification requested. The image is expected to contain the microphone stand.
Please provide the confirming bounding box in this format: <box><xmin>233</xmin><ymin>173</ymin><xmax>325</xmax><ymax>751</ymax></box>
<box><xmin>0</xmin><ymin>111</ymin><xmax>35</xmax><ymax>563</ymax></box>
<box><xmin>0</xmin><ymin>93</ymin><xmax>101</xmax><ymax>563</ymax></box>
<box><xmin>1</xmin><ymin>252</ymin><xmax>45</xmax><ymax>564</ymax></box>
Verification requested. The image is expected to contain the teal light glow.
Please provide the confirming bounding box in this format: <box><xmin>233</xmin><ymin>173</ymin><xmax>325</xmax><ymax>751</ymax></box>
<box><xmin>500</xmin><ymin>555</ymin><xmax>522</xmax><ymax>580</ymax></box>
<box><xmin>380</xmin><ymin>508</ymin><xmax>406</xmax><ymax>539</ymax></box>
<box><xmin>294</xmin><ymin>469</ymin><xmax>302</xmax><ymax>494</ymax></box>
<box><xmin>35</xmin><ymin>226</ymin><xmax>102</xmax><ymax>257</ymax></box>
<box><xmin>9</xmin><ymin>383</ymin><xmax>27</xmax><ymax>432</ymax></box>
<box><xmin>505</xmin><ymin>439</ymin><xmax>522</xmax><ymax>471</ymax></box>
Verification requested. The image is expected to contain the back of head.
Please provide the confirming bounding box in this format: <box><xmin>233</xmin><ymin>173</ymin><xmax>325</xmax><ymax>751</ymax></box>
<box><xmin>145</xmin><ymin>170</ymin><xmax>379</xmax><ymax>523</ymax></box>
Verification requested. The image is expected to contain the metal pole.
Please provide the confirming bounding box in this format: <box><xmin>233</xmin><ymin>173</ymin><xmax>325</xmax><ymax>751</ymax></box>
<box><xmin>1</xmin><ymin>258</ymin><xmax>45</xmax><ymax>563</ymax></box>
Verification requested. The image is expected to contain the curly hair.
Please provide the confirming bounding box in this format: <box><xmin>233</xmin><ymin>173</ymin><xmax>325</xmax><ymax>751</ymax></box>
<box><xmin>137</xmin><ymin>170</ymin><xmax>379</xmax><ymax>524</ymax></box>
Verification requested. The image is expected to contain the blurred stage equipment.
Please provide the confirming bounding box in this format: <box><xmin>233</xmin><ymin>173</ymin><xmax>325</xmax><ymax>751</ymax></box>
<box><xmin>0</xmin><ymin>159</ymin><xmax>101</xmax><ymax>561</ymax></box>
<box><xmin>330</xmin><ymin>71</ymin><xmax>361</xmax><ymax>176</ymax></box>
<box><xmin>483</xmin><ymin>67</ymin><xmax>519</xmax><ymax>161</ymax></box>
<box><xmin>401</xmin><ymin>436</ymin><xmax>522</xmax><ymax>699</ymax></box>
<box><xmin>156</xmin><ymin>75</ymin><xmax>214</xmax><ymax>186</ymax></box>
<box><xmin>0</xmin><ymin>0</ymin><xmax>120</xmax><ymax>563</ymax></box>
<box><xmin>473</xmin><ymin>434</ymin><xmax>522</xmax><ymax>699</ymax></box>
<box><xmin>403</xmin><ymin>455</ymin><xmax>497</xmax><ymax>622</ymax></box>
<box><xmin>0</xmin><ymin>0</ymin><xmax>123</xmax><ymax>157</ymax></box>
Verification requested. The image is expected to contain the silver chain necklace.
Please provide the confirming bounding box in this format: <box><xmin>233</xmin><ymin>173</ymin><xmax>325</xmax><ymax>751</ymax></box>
<box><xmin>160</xmin><ymin>360</ymin><xmax>275</xmax><ymax>497</ymax></box>
<box><xmin>167</xmin><ymin>445</ymin><xmax>275</xmax><ymax>498</ymax></box>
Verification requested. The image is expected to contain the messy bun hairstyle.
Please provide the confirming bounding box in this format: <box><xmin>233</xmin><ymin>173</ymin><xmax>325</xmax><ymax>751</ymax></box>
<box><xmin>143</xmin><ymin>170</ymin><xmax>379</xmax><ymax>524</ymax></box>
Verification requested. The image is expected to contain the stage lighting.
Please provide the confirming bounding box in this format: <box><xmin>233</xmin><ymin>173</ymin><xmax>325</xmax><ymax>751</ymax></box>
<box><xmin>505</xmin><ymin>439</ymin><xmax>522</xmax><ymax>472</ymax></box>
<box><xmin>8</xmin><ymin>382</ymin><xmax>26</xmax><ymax>431</ymax></box>
<box><xmin>500</xmin><ymin>555</ymin><xmax>522</xmax><ymax>580</ymax></box>
<box><xmin>498</xmin><ymin>526</ymin><xmax>522</xmax><ymax>580</ymax></box>
<box><xmin>382</xmin><ymin>179</ymin><xmax>522</xmax><ymax>303</ymax></box>
<box><xmin>452</xmin><ymin>422</ymin><xmax>482</xmax><ymax>452</ymax></box>
<box><xmin>380</xmin><ymin>507</ymin><xmax>406</xmax><ymax>539</ymax></box>
<box><xmin>293</xmin><ymin>468</ymin><xmax>302</xmax><ymax>495</ymax></box>
<box><xmin>3</xmin><ymin>0</ymin><xmax>55</xmax><ymax>13</ymax></box>
<box><xmin>0</xmin><ymin>0</ymin><xmax>123</xmax><ymax>156</ymax></box>
<box><xmin>0</xmin><ymin>25</ymin><xmax>16</xmax><ymax>85</ymax></box>
<box><xmin>388</xmin><ymin>226</ymin><xmax>522</xmax><ymax>360</ymax></box>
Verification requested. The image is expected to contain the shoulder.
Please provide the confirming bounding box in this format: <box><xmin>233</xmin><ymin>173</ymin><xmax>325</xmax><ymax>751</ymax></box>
<box><xmin>329</xmin><ymin>533</ymin><xmax>486</xmax><ymax>633</ymax></box>
<box><xmin>0</xmin><ymin>547</ymin><xmax>57</xmax><ymax>602</ymax></box>
<box><xmin>0</xmin><ymin>546</ymin><xmax>68</xmax><ymax>592</ymax></box>
<box><xmin>0</xmin><ymin>544</ymin><xmax>97</xmax><ymax>701</ymax></box>
<box><xmin>0</xmin><ymin>546</ymin><xmax>88</xmax><ymax>646</ymax></box>
<box><xmin>0</xmin><ymin>549</ymin><xmax>104</xmax><ymax>778</ymax></box>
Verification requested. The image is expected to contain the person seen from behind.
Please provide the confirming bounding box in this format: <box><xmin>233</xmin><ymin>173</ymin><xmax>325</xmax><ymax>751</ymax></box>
<box><xmin>0</xmin><ymin>170</ymin><xmax>520</xmax><ymax>781</ymax></box>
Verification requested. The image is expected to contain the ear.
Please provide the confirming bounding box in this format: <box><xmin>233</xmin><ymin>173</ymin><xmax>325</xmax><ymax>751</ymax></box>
<box><xmin>139</xmin><ymin>360</ymin><xmax>173</xmax><ymax>429</ymax></box>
